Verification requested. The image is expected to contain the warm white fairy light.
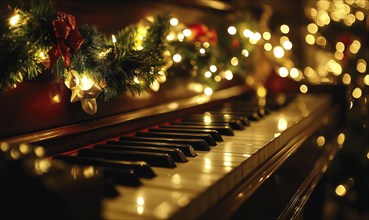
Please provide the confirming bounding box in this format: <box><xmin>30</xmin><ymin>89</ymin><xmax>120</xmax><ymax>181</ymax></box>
<box><xmin>81</xmin><ymin>75</ymin><xmax>95</xmax><ymax>91</ymax></box>
<box><xmin>173</xmin><ymin>54</ymin><xmax>182</xmax><ymax>63</ymax></box>
<box><xmin>177</xmin><ymin>33</ymin><xmax>184</xmax><ymax>42</ymax></box>
<box><xmin>227</xmin><ymin>26</ymin><xmax>237</xmax><ymax>35</ymax></box>
<box><xmin>305</xmin><ymin>34</ymin><xmax>315</xmax><ymax>45</ymax></box>
<box><xmin>307</xmin><ymin>23</ymin><xmax>318</xmax><ymax>34</ymax></box>
<box><xmin>243</xmin><ymin>29</ymin><xmax>253</xmax><ymax>38</ymax></box>
<box><xmin>316</xmin><ymin>36</ymin><xmax>327</xmax><ymax>46</ymax></box>
<box><xmin>356</xmin><ymin>59</ymin><xmax>367</xmax><ymax>73</ymax></box>
<box><xmin>283</xmin><ymin>40</ymin><xmax>293</xmax><ymax>50</ymax></box>
<box><xmin>230</xmin><ymin>57</ymin><xmax>239</xmax><ymax>66</ymax></box>
<box><xmin>300</xmin><ymin>84</ymin><xmax>308</xmax><ymax>93</ymax></box>
<box><xmin>342</xmin><ymin>73</ymin><xmax>351</xmax><ymax>85</ymax></box>
<box><xmin>273</xmin><ymin>46</ymin><xmax>285</xmax><ymax>58</ymax></box>
<box><xmin>203</xmin><ymin>42</ymin><xmax>210</xmax><ymax>48</ymax></box>
<box><xmin>262</xmin><ymin>32</ymin><xmax>271</xmax><ymax>40</ymax></box>
<box><xmin>204</xmin><ymin>71</ymin><xmax>212</xmax><ymax>78</ymax></box>
<box><xmin>214</xmin><ymin>75</ymin><xmax>221</xmax><ymax>82</ymax></box>
<box><xmin>363</xmin><ymin>75</ymin><xmax>369</xmax><ymax>86</ymax></box>
<box><xmin>183</xmin><ymin>29</ymin><xmax>192</xmax><ymax>37</ymax></box>
<box><xmin>264</xmin><ymin>43</ymin><xmax>272</xmax><ymax>51</ymax></box>
<box><xmin>9</xmin><ymin>14</ymin><xmax>20</xmax><ymax>26</ymax></box>
<box><xmin>249</xmin><ymin>32</ymin><xmax>261</xmax><ymax>44</ymax></box>
<box><xmin>278</xmin><ymin>67</ymin><xmax>288</xmax><ymax>77</ymax></box>
<box><xmin>242</xmin><ymin>49</ymin><xmax>249</xmax><ymax>57</ymax></box>
<box><xmin>352</xmin><ymin>87</ymin><xmax>362</xmax><ymax>99</ymax></box>
<box><xmin>355</xmin><ymin>11</ymin><xmax>364</xmax><ymax>20</ymax></box>
<box><xmin>225</xmin><ymin>70</ymin><xmax>233</xmax><ymax>80</ymax></box>
<box><xmin>336</xmin><ymin>42</ymin><xmax>345</xmax><ymax>52</ymax></box>
<box><xmin>209</xmin><ymin>65</ymin><xmax>217</xmax><ymax>73</ymax></box>
<box><xmin>199</xmin><ymin>48</ymin><xmax>206</xmax><ymax>55</ymax></box>
<box><xmin>170</xmin><ymin>18</ymin><xmax>179</xmax><ymax>26</ymax></box>
<box><xmin>280</xmin><ymin>24</ymin><xmax>290</xmax><ymax>34</ymax></box>
<box><xmin>204</xmin><ymin>87</ymin><xmax>213</xmax><ymax>96</ymax></box>
<box><xmin>349</xmin><ymin>40</ymin><xmax>361</xmax><ymax>54</ymax></box>
<box><xmin>290</xmin><ymin>68</ymin><xmax>299</xmax><ymax>78</ymax></box>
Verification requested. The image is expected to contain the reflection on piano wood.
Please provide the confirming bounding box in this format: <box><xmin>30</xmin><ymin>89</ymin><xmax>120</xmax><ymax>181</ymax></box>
<box><xmin>0</xmin><ymin>84</ymin><xmax>344</xmax><ymax>220</ymax></box>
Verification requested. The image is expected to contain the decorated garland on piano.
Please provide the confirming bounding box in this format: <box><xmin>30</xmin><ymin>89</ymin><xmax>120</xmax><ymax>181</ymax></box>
<box><xmin>0</xmin><ymin>0</ymin><xmax>266</xmax><ymax>115</ymax></box>
<box><xmin>0</xmin><ymin>0</ymin><xmax>171</xmax><ymax>114</ymax></box>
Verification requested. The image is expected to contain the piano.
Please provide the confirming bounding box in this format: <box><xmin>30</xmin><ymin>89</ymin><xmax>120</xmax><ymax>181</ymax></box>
<box><xmin>0</xmin><ymin>1</ymin><xmax>347</xmax><ymax>219</ymax></box>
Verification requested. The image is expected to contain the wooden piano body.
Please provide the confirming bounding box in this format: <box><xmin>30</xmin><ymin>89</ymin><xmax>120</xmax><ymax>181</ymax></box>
<box><xmin>0</xmin><ymin>1</ymin><xmax>347</xmax><ymax>219</ymax></box>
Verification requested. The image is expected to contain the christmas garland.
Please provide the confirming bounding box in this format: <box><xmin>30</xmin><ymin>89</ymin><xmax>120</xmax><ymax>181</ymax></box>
<box><xmin>1</xmin><ymin>0</ymin><xmax>271</xmax><ymax>115</ymax></box>
<box><xmin>1</xmin><ymin>0</ymin><xmax>170</xmax><ymax>114</ymax></box>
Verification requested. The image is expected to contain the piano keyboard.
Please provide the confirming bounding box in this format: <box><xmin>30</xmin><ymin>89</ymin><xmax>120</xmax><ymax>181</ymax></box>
<box><xmin>54</xmin><ymin>94</ymin><xmax>332</xmax><ymax>219</ymax></box>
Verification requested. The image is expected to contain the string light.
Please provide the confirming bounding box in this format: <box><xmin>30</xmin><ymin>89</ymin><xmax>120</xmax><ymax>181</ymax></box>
<box><xmin>227</xmin><ymin>26</ymin><xmax>237</xmax><ymax>35</ymax></box>
<box><xmin>273</xmin><ymin>46</ymin><xmax>285</xmax><ymax>58</ymax></box>
<box><xmin>278</xmin><ymin>67</ymin><xmax>289</xmax><ymax>77</ymax></box>
<box><xmin>300</xmin><ymin>84</ymin><xmax>308</xmax><ymax>93</ymax></box>
<box><xmin>172</xmin><ymin>54</ymin><xmax>182</xmax><ymax>63</ymax></box>
<box><xmin>225</xmin><ymin>70</ymin><xmax>233</xmax><ymax>80</ymax></box>
<box><xmin>9</xmin><ymin>14</ymin><xmax>20</xmax><ymax>26</ymax></box>
<box><xmin>280</xmin><ymin>24</ymin><xmax>290</xmax><ymax>34</ymax></box>
<box><xmin>204</xmin><ymin>87</ymin><xmax>213</xmax><ymax>96</ymax></box>
<box><xmin>170</xmin><ymin>18</ymin><xmax>179</xmax><ymax>26</ymax></box>
<box><xmin>262</xmin><ymin>32</ymin><xmax>271</xmax><ymax>40</ymax></box>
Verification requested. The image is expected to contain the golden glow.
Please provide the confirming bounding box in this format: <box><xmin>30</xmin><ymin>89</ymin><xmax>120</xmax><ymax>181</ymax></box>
<box><xmin>355</xmin><ymin>11</ymin><xmax>364</xmax><ymax>20</ymax></box>
<box><xmin>305</xmin><ymin>34</ymin><xmax>315</xmax><ymax>45</ymax></box>
<box><xmin>349</xmin><ymin>40</ymin><xmax>361</xmax><ymax>54</ymax></box>
<box><xmin>83</xmin><ymin>166</ymin><xmax>95</xmax><ymax>178</ymax></box>
<box><xmin>205</xmin><ymin>71</ymin><xmax>212</xmax><ymax>78</ymax></box>
<box><xmin>317</xmin><ymin>136</ymin><xmax>325</xmax><ymax>147</ymax></box>
<box><xmin>242</xmin><ymin>49</ymin><xmax>249</xmax><ymax>57</ymax></box>
<box><xmin>307</xmin><ymin>23</ymin><xmax>318</xmax><ymax>34</ymax></box>
<box><xmin>230</xmin><ymin>57</ymin><xmax>239</xmax><ymax>66</ymax></box>
<box><xmin>177</xmin><ymin>33</ymin><xmax>184</xmax><ymax>42</ymax></box>
<box><xmin>342</xmin><ymin>73</ymin><xmax>351</xmax><ymax>85</ymax></box>
<box><xmin>316</xmin><ymin>36</ymin><xmax>327</xmax><ymax>46</ymax></box>
<box><xmin>199</xmin><ymin>48</ymin><xmax>206</xmax><ymax>55</ymax></box>
<box><xmin>170</xmin><ymin>18</ymin><xmax>179</xmax><ymax>26</ymax></box>
<box><xmin>300</xmin><ymin>84</ymin><xmax>308</xmax><ymax>93</ymax></box>
<box><xmin>335</xmin><ymin>51</ymin><xmax>344</xmax><ymax>60</ymax></box>
<box><xmin>137</xmin><ymin>196</ymin><xmax>145</xmax><ymax>205</ymax></box>
<box><xmin>225</xmin><ymin>70</ymin><xmax>233</xmax><ymax>80</ymax></box>
<box><xmin>277</xmin><ymin>118</ymin><xmax>288</xmax><ymax>131</ymax></box>
<box><xmin>243</xmin><ymin>29</ymin><xmax>253</xmax><ymax>38</ymax></box>
<box><xmin>249</xmin><ymin>32</ymin><xmax>261</xmax><ymax>44</ymax></box>
<box><xmin>111</xmin><ymin>35</ymin><xmax>117</xmax><ymax>44</ymax></box>
<box><xmin>280</xmin><ymin>24</ymin><xmax>290</xmax><ymax>34</ymax></box>
<box><xmin>210</xmin><ymin>65</ymin><xmax>217</xmax><ymax>73</ymax></box>
<box><xmin>364</xmin><ymin>75</ymin><xmax>369</xmax><ymax>86</ymax></box>
<box><xmin>203</xmin><ymin>42</ymin><xmax>210</xmax><ymax>48</ymax></box>
<box><xmin>133</xmin><ymin>76</ymin><xmax>140</xmax><ymax>84</ymax></box>
<box><xmin>278</xmin><ymin>67</ymin><xmax>289</xmax><ymax>78</ymax></box>
<box><xmin>35</xmin><ymin>158</ymin><xmax>52</xmax><ymax>174</ymax></box>
<box><xmin>290</xmin><ymin>68</ymin><xmax>299</xmax><ymax>78</ymax></box>
<box><xmin>188</xmin><ymin>83</ymin><xmax>203</xmax><ymax>93</ymax></box>
<box><xmin>262</xmin><ymin>31</ymin><xmax>271</xmax><ymax>40</ymax></box>
<box><xmin>352</xmin><ymin>87</ymin><xmax>362</xmax><ymax>99</ymax></box>
<box><xmin>336</xmin><ymin>42</ymin><xmax>345</xmax><ymax>52</ymax></box>
<box><xmin>183</xmin><ymin>29</ymin><xmax>192</xmax><ymax>37</ymax></box>
<box><xmin>171</xmin><ymin>174</ymin><xmax>181</xmax><ymax>184</ymax></box>
<box><xmin>335</xmin><ymin>184</ymin><xmax>347</xmax><ymax>197</ymax></box>
<box><xmin>367</xmin><ymin>151</ymin><xmax>369</xmax><ymax>159</ymax></box>
<box><xmin>317</xmin><ymin>10</ymin><xmax>330</xmax><ymax>26</ymax></box>
<box><xmin>256</xmin><ymin>86</ymin><xmax>267</xmax><ymax>97</ymax></box>
<box><xmin>337</xmin><ymin>133</ymin><xmax>346</xmax><ymax>145</ymax></box>
<box><xmin>273</xmin><ymin>46</ymin><xmax>285</xmax><ymax>58</ymax></box>
<box><xmin>282</xmin><ymin>40</ymin><xmax>293</xmax><ymax>50</ymax></box>
<box><xmin>214</xmin><ymin>75</ymin><xmax>221</xmax><ymax>82</ymax></box>
<box><xmin>356</xmin><ymin>59</ymin><xmax>366</xmax><ymax>73</ymax></box>
<box><xmin>19</xmin><ymin>144</ymin><xmax>31</xmax><ymax>154</ymax></box>
<box><xmin>227</xmin><ymin>26</ymin><xmax>237</xmax><ymax>35</ymax></box>
<box><xmin>167</xmin><ymin>34</ymin><xmax>175</xmax><ymax>41</ymax></box>
<box><xmin>173</xmin><ymin>54</ymin><xmax>182</xmax><ymax>63</ymax></box>
<box><xmin>0</xmin><ymin>142</ymin><xmax>9</xmax><ymax>152</ymax></box>
<box><xmin>9</xmin><ymin>14</ymin><xmax>20</xmax><ymax>26</ymax></box>
<box><xmin>204</xmin><ymin>87</ymin><xmax>213</xmax><ymax>96</ymax></box>
<box><xmin>264</xmin><ymin>43</ymin><xmax>272</xmax><ymax>51</ymax></box>
<box><xmin>327</xmin><ymin>59</ymin><xmax>343</xmax><ymax>76</ymax></box>
<box><xmin>80</xmin><ymin>75</ymin><xmax>95</xmax><ymax>91</ymax></box>
<box><xmin>150</xmin><ymin>80</ymin><xmax>160</xmax><ymax>92</ymax></box>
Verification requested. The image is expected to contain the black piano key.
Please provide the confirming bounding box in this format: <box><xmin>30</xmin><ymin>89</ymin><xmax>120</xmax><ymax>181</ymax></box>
<box><xmin>101</xmin><ymin>167</ymin><xmax>142</xmax><ymax>187</ymax></box>
<box><xmin>135</xmin><ymin>131</ymin><xmax>217</xmax><ymax>146</ymax></box>
<box><xmin>119</xmin><ymin>136</ymin><xmax>211</xmax><ymax>151</ymax></box>
<box><xmin>163</xmin><ymin>124</ymin><xmax>234</xmax><ymax>136</ymax></box>
<box><xmin>204</xmin><ymin>110</ymin><xmax>261</xmax><ymax>121</ymax></box>
<box><xmin>54</xmin><ymin>155</ymin><xmax>156</xmax><ymax>178</ymax></box>
<box><xmin>106</xmin><ymin>140</ymin><xmax>197</xmax><ymax>157</ymax></box>
<box><xmin>180</xmin><ymin>118</ymin><xmax>245</xmax><ymax>130</ymax></box>
<box><xmin>78</xmin><ymin>148</ymin><xmax>176</xmax><ymax>168</ymax></box>
<box><xmin>94</xmin><ymin>144</ymin><xmax>188</xmax><ymax>163</ymax></box>
<box><xmin>187</xmin><ymin>114</ymin><xmax>250</xmax><ymax>126</ymax></box>
<box><xmin>148</xmin><ymin>128</ymin><xmax>223</xmax><ymax>141</ymax></box>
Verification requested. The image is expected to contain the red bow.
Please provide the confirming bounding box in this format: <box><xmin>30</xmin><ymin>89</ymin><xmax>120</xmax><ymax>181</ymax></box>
<box><xmin>48</xmin><ymin>12</ymin><xmax>84</xmax><ymax>68</ymax></box>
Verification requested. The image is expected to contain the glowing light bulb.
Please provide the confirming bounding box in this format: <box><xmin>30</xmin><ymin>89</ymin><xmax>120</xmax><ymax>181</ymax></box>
<box><xmin>280</xmin><ymin>24</ymin><xmax>290</xmax><ymax>34</ymax></box>
<box><xmin>352</xmin><ymin>87</ymin><xmax>362</xmax><ymax>99</ymax></box>
<box><xmin>81</xmin><ymin>75</ymin><xmax>94</xmax><ymax>91</ymax></box>
<box><xmin>230</xmin><ymin>57</ymin><xmax>239</xmax><ymax>66</ymax></box>
<box><xmin>225</xmin><ymin>70</ymin><xmax>233</xmax><ymax>80</ymax></box>
<box><xmin>262</xmin><ymin>32</ymin><xmax>271</xmax><ymax>40</ymax></box>
<box><xmin>273</xmin><ymin>46</ymin><xmax>285</xmax><ymax>58</ymax></box>
<box><xmin>278</xmin><ymin>67</ymin><xmax>289</xmax><ymax>77</ymax></box>
<box><xmin>183</xmin><ymin>29</ymin><xmax>192</xmax><ymax>37</ymax></box>
<box><xmin>170</xmin><ymin>18</ymin><xmax>179</xmax><ymax>26</ymax></box>
<box><xmin>209</xmin><ymin>65</ymin><xmax>217</xmax><ymax>73</ymax></box>
<box><xmin>9</xmin><ymin>14</ymin><xmax>20</xmax><ymax>26</ymax></box>
<box><xmin>173</xmin><ymin>54</ymin><xmax>182</xmax><ymax>63</ymax></box>
<box><xmin>228</xmin><ymin>26</ymin><xmax>237</xmax><ymax>35</ymax></box>
<box><xmin>242</xmin><ymin>49</ymin><xmax>249</xmax><ymax>57</ymax></box>
<box><xmin>204</xmin><ymin>87</ymin><xmax>213</xmax><ymax>96</ymax></box>
<box><xmin>300</xmin><ymin>84</ymin><xmax>308</xmax><ymax>93</ymax></box>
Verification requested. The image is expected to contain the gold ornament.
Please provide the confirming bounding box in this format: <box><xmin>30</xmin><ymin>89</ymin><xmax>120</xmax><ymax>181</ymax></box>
<box><xmin>64</xmin><ymin>70</ymin><xmax>102</xmax><ymax>115</ymax></box>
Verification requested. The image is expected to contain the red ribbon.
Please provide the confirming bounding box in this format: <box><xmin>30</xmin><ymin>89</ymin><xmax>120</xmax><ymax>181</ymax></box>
<box><xmin>48</xmin><ymin>12</ymin><xmax>84</xmax><ymax>68</ymax></box>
